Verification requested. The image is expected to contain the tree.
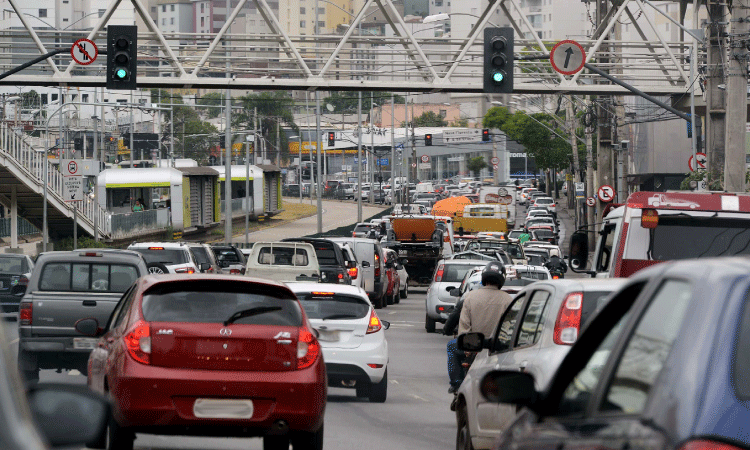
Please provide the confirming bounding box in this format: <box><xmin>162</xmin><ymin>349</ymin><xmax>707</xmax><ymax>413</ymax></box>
<box><xmin>483</xmin><ymin>106</ymin><xmax>512</xmax><ymax>130</ymax></box>
<box><xmin>449</xmin><ymin>117</ymin><xmax>469</xmax><ymax>127</ymax></box>
<box><xmin>233</xmin><ymin>91</ymin><xmax>297</xmax><ymax>164</ymax></box>
<box><xmin>467</xmin><ymin>156</ymin><xmax>488</xmax><ymax>178</ymax></box>
<box><xmin>196</xmin><ymin>92</ymin><xmax>225</xmax><ymax>118</ymax></box>
<box><xmin>411</xmin><ymin>111</ymin><xmax>448</xmax><ymax>127</ymax></box>
<box><xmin>151</xmin><ymin>89</ymin><xmax>219</xmax><ymax>163</ymax></box>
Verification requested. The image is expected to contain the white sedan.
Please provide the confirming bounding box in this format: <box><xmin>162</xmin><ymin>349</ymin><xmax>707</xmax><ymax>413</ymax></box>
<box><xmin>290</xmin><ymin>283</ymin><xmax>390</xmax><ymax>403</ymax></box>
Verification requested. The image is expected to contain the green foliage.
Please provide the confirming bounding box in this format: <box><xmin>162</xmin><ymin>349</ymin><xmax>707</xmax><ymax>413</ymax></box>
<box><xmin>483</xmin><ymin>106</ymin><xmax>512</xmax><ymax>130</ymax></box>
<box><xmin>196</xmin><ymin>92</ymin><xmax>225</xmax><ymax>118</ymax></box>
<box><xmin>412</xmin><ymin>111</ymin><xmax>447</xmax><ymax>127</ymax></box>
<box><xmin>152</xmin><ymin>89</ymin><xmax>219</xmax><ymax>164</ymax></box>
<box><xmin>467</xmin><ymin>156</ymin><xmax>488</xmax><ymax>177</ymax></box>
<box><xmin>234</xmin><ymin>91</ymin><xmax>298</xmax><ymax>164</ymax></box>
<box><xmin>54</xmin><ymin>236</ymin><xmax>109</xmax><ymax>252</ymax></box>
<box><xmin>323</xmin><ymin>92</ymin><xmax>405</xmax><ymax>114</ymax></box>
<box><xmin>449</xmin><ymin>118</ymin><xmax>469</xmax><ymax>127</ymax></box>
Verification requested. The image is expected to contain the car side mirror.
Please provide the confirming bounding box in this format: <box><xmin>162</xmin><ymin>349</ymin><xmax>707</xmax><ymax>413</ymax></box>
<box><xmin>457</xmin><ymin>332</ymin><xmax>487</xmax><ymax>351</ymax></box>
<box><xmin>200</xmin><ymin>263</ymin><xmax>211</xmax><ymax>272</ymax></box>
<box><xmin>27</xmin><ymin>384</ymin><xmax>110</xmax><ymax>448</ymax></box>
<box><xmin>74</xmin><ymin>318</ymin><xmax>102</xmax><ymax>337</ymax></box>
<box><xmin>479</xmin><ymin>370</ymin><xmax>538</xmax><ymax>407</ymax></box>
<box><xmin>362</xmin><ymin>261</ymin><xmax>371</xmax><ymax>268</ymax></box>
<box><xmin>381</xmin><ymin>320</ymin><xmax>391</xmax><ymax>330</ymax></box>
<box><xmin>569</xmin><ymin>231</ymin><xmax>590</xmax><ymax>273</ymax></box>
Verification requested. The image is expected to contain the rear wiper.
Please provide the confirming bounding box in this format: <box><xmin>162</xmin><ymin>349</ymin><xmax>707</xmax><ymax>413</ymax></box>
<box><xmin>321</xmin><ymin>314</ymin><xmax>359</xmax><ymax>320</ymax></box>
<box><xmin>223</xmin><ymin>306</ymin><xmax>283</xmax><ymax>326</ymax></box>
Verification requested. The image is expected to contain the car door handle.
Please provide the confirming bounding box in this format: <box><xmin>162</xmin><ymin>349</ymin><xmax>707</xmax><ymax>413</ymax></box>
<box><xmin>82</xmin><ymin>300</ymin><xmax>97</xmax><ymax>307</ymax></box>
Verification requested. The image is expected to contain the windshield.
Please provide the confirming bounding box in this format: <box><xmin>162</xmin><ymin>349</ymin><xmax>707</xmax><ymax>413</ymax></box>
<box><xmin>624</xmin><ymin>212</ymin><xmax>750</xmax><ymax>260</ymax></box>
<box><xmin>442</xmin><ymin>263</ymin><xmax>484</xmax><ymax>282</ymax></box>
<box><xmin>0</xmin><ymin>256</ymin><xmax>26</xmax><ymax>274</ymax></box>
<box><xmin>296</xmin><ymin>293</ymin><xmax>370</xmax><ymax>320</ymax></box>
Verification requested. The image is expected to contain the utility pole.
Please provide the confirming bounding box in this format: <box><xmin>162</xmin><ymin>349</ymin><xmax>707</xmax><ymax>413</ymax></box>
<box><xmin>566</xmin><ymin>97</ymin><xmax>579</xmax><ymax>224</ymax></box>
<box><xmin>391</xmin><ymin>94</ymin><xmax>395</xmax><ymax>188</ymax></box>
<box><xmin>357</xmin><ymin>91</ymin><xmax>363</xmax><ymax>222</ymax></box>
<box><xmin>224</xmin><ymin>61</ymin><xmax>232</xmax><ymax>243</ymax></box>
<box><xmin>404</xmin><ymin>93</ymin><xmax>410</xmax><ymax>205</ymax></box>
<box><xmin>595</xmin><ymin>0</ymin><xmax>614</xmax><ymax>213</ymax></box>
<box><xmin>724</xmin><ymin>0</ymin><xmax>748</xmax><ymax>192</ymax></box>
<box><xmin>706</xmin><ymin>0</ymin><xmax>727</xmax><ymax>186</ymax></box>
<box><xmin>585</xmin><ymin>104</ymin><xmax>595</xmax><ymax>247</ymax></box>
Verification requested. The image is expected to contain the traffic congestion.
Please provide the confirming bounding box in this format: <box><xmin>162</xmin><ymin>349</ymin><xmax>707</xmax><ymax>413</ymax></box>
<box><xmin>1</xmin><ymin>178</ymin><xmax>750</xmax><ymax>450</ymax></box>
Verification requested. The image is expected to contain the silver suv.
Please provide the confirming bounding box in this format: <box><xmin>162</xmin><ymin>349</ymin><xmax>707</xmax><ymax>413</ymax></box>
<box><xmin>17</xmin><ymin>249</ymin><xmax>148</xmax><ymax>382</ymax></box>
<box><xmin>127</xmin><ymin>242</ymin><xmax>202</xmax><ymax>274</ymax></box>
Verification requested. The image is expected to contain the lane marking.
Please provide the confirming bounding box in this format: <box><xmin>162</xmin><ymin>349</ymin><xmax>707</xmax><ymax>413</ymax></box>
<box><xmin>409</xmin><ymin>394</ymin><xmax>429</xmax><ymax>402</ymax></box>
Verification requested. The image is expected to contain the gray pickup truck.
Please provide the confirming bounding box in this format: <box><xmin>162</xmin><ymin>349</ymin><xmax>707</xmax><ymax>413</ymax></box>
<box><xmin>17</xmin><ymin>249</ymin><xmax>148</xmax><ymax>382</ymax></box>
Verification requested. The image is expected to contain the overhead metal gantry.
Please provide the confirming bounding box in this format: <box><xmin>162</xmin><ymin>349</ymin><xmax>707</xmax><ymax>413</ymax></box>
<box><xmin>0</xmin><ymin>0</ymin><xmax>699</xmax><ymax>94</ymax></box>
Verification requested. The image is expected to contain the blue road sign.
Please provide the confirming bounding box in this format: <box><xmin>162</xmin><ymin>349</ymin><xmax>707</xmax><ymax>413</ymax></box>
<box><xmin>377</xmin><ymin>158</ymin><xmax>389</xmax><ymax>166</ymax></box>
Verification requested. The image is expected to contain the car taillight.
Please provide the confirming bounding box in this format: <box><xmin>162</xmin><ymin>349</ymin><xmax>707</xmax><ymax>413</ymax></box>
<box><xmin>435</xmin><ymin>263</ymin><xmax>444</xmax><ymax>282</ymax></box>
<box><xmin>348</xmin><ymin>267</ymin><xmax>358</xmax><ymax>279</ymax></box>
<box><xmin>175</xmin><ymin>268</ymin><xmax>195</xmax><ymax>274</ymax></box>
<box><xmin>19</xmin><ymin>302</ymin><xmax>32</xmax><ymax>325</ymax></box>
<box><xmin>124</xmin><ymin>320</ymin><xmax>151</xmax><ymax>365</ymax></box>
<box><xmin>229</xmin><ymin>268</ymin><xmax>241</xmax><ymax>274</ymax></box>
<box><xmin>297</xmin><ymin>328</ymin><xmax>320</xmax><ymax>369</ymax></box>
<box><xmin>553</xmin><ymin>292</ymin><xmax>582</xmax><ymax>345</ymax></box>
<box><xmin>679</xmin><ymin>440</ymin><xmax>746</xmax><ymax>450</ymax></box>
<box><xmin>366</xmin><ymin>309</ymin><xmax>382</xmax><ymax>334</ymax></box>
<box><xmin>18</xmin><ymin>275</ymin><xmax>28</xmax><ymax>288</ymax></box>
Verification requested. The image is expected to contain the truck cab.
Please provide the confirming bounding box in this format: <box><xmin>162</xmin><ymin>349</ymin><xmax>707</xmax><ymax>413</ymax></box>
<box><xmin>570</xmin><ymin>191</ymin><xmax>750</xmax><ymax>278</ymax></box>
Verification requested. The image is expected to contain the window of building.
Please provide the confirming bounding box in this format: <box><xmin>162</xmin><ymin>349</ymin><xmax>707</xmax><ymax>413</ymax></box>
<box><xmin>200</xmin><ymin>16</ymin><xmax>204</xmax><ymax>26</ymax></box>
<box><xmin>99</xmin><ymin>9</ymin><xmax>105</xmax><ymax>17</ymax></box>
<box><xmin>299</xmin><ymin>20</ymin><xmax>305</xmax><ymax>27</ymax></box>
<box><xmin>435</xmin><ymin>0</ymin><xmax>442</xmax><ymax>5</ymax></box>
<box><xmin>201</xmin><ymin>3</ymin><xmax>204</xmax><ymax>12</ymax></box>
<box><xmin>317</xmin><ymin>7</ymin><xmax>324</xmax><ymax>14</ymax></box>
<box><xmin>439</xmin><ymin>110</ymin><xmax>447</xmax><ymax>118</ymax></box>
<box><xmin>318</xmin><ymin>20</ymin><xmax>324</xmax><ymax>28</ymax></box>
<box><xmin>171</xmin><ymin>17</ymin><xmax>174</xmax><ymax>24</ymax></box>
<box><xmin>162</xmin><ymin>18</ymin><xmax>166</xmax><ymax>25</ymax></box>
<box><xmin>62</xmin><ymin>18</ymin><xmax>68</xmax><ymax>22</ymax></box>
<box><xmin>82</xmin><ymin>94</ymin><xmax>89</xmax><ymax>103</ymax></box>
<box><xmin>300</xmin><ymin>7</ymin><xmax>306</xmax><ymax>14</ymax></box>
<box><xmin>171</xmin><ymin>4</ymin><xmax>175</xmax><ymax>11</ymax></box>
<box><xmin>151</xmin><ymin>6</ymin><xmax>156</xmax><ymax>13</ymax></box>
<box><xmin>38</xmin><ymin>9</ymin><xmax>47</xmax><ymax>17</ymax></box>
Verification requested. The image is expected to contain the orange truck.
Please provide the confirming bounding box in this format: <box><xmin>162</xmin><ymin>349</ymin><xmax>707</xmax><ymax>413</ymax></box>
<box><xmin>385</xmin><ymin>215</ymin><xmax>454</xmax><ymax>285</ymax></box>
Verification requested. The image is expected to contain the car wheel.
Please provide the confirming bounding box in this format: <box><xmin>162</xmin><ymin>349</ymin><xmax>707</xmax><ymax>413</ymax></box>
<box><xmin>18</xmin><ymin>350</ymin><xmax>39</xmax><ymax>383</ymax></box>
<box><xmin>401</xmin><ymin>283</ymin><xmax>408</xmax><ymax>299</ymax></box>
<box><xmin>456</xmin><ymin>405</ymin><xmax>474</xmax><ymax>450</ymax></box>
<box><xmin>291</xmin><ymin>424</ymin><xmax>324</xmax><ymax>450</ymax></box>
<box><xmin>147</xmin><ymin>263</ymin><xmax>169</xmax><ymax>274</ymax></box>
<box><xmin>264</xmin><ymin>435</ymin><xmax>291</xmax><ymax>450</ymax></box>
<box><xmin>394</xmin><ymin>291</ymin><xmax>400</xmax><ymax>304</ymax></box>
<box><xmin>425</xmin><ymin>314</ymin><xmax>436</xmax><ymax>333</ymax></box>
<box><xmin>369</xmin><ymin>369</ymin><xmax>387</xmax><ymax>403</ymax></box>
<box><xmin>105</xmin><ymin>415</ymin><xmax>134</xmax><ymax>450</ymax></box>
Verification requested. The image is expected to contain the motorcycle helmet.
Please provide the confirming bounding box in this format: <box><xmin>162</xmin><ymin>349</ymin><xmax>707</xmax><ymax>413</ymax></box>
<box><xmin>481</xmin><ymin>261</ymin><xmax>506</xmax><ymax>288</ymax></box>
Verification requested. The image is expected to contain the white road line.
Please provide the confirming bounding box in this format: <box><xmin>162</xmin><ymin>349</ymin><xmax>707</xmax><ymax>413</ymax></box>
<box><xmin>9</xmin><ymin>338</ymin><xmax>18</xmax><ymax>345</ymax></box>
<box><xmin>69</xmin><ymin>370</ymin><xmax>81</xmax><ymax>376</ymax></box>
<box><xmin>390</xmin><ymin>380</ymin><xmax>399</xmax><ymax>384</ymax></box>
<box><xmin>409</xmin><ymin>394</ymin><xmax>429</xmax><ymax>402</ymax></box>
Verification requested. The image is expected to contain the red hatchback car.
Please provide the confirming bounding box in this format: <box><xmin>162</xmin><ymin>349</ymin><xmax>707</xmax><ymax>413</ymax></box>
<box><xmin>76</xmin><ymin>274</ymin><xmax>326</xmax><ymax>450</ymax></box>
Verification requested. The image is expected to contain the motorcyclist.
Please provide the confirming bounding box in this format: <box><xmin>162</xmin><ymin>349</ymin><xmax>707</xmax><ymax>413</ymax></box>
<box><xmin>446</xmin><ymin>262</ymin><xmax>513</xmax><ymax>394</ymax></box>
<box><xmin>544</xmin><ymin>254</ymin><xmax>568</xmax><ymax>277</ymax></box>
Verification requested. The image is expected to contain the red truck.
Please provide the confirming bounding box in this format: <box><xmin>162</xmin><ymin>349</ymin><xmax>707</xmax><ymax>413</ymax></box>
<box><xmin>569</xmin><ymin>191</ymin><xmax>750</xmax><ymax>278</ymax></box>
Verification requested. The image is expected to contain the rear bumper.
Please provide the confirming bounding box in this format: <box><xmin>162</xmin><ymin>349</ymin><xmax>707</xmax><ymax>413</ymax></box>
<box><xmin>18</xmin><ymin>337</ymin><xmax>92</xmax><ymax>370</ymax></box>
<box><xmin>321</xmin><ymin>339</ymin><xmax>387</xmax><ymax>385</ymax></box>
<box><xmin>0</xmin><ymin>293</ymin><xmax>20</xmax><ymax>317</ymax></box>
<box><xmin>108</xmin><ymin>358</ymin><xmax>326</xmax><ymax>435</ymax></box>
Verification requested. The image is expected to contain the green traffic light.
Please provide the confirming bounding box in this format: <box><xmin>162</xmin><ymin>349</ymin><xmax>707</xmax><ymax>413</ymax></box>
<box><xmin>492</xmin><ymin>72</ymin><xmax>504</xmax><ymax>83</ymax></box>
<box><xmin>115</xmin><ymin>68</ymin><xmax>128</xmax><ymax>79</ymax></box>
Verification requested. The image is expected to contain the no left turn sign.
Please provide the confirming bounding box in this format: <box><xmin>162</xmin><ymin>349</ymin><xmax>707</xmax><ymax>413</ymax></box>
<box><xmin>598</xmin><ymin>185</ymin><xmax>615</xmax><ymax>203</ymax></box>
<box><xmin>586</xmin><ymin>197</ymin><xmax>596</xmax><ymax>207</ymax></box>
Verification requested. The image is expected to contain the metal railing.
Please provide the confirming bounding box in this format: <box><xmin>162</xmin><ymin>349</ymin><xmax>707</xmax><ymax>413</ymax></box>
<box><xmin>0</xmin><ymin>217</ymin><xmax>39</xmax><ymax>237</ymax></box>
<box><xmin>108</xmin><ymin>209</ymin><xmax>170</xmax><ymax>239</ymax></box>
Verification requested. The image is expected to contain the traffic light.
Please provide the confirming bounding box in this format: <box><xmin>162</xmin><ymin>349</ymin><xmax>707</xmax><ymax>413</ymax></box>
<box><xmin>483</xmin><ymin>28</ymin><xmax>514</xmax><ymax>94</ymax></box>
<box><xmin>425</xmin><ymin>133</ymin><xmax>432</xmax><ymax>146</ymax></box>
<box><xmin>327</xmin><ymin>132</ymin><xmax>335</xmax><ymax>147</ymax></box>
<box><xmin>107</xmin><ymin>25</ymin><xmax>137</xmax><ymax>90</ymax></box>
<box><xmin>74</xmin><ymin>137</ymin><xmax>83</xmax><ymax>151</ymax></box>
<box><xmin>482</xmin><ymin>129</ymin><xmax>490</xmax><ymax>142</ymax></box>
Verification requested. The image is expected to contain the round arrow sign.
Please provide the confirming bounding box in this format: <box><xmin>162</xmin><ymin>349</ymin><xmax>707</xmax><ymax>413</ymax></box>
<box><xmin>688</xmin><ymin>152</ymin><xmax>707</xmax><ymax>172</ymax></box>
<box><xmin>550</xmin><ymin>40</ymin><xmax>586</xmax><ymax>76</ymax></box>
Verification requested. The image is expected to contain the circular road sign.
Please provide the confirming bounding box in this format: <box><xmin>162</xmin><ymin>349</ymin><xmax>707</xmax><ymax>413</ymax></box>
<box><xmin>71</xmin><ymin>39</ymin><xmax>98</xmax><ymax>66</ymax></box>
<box><xmin>66</xmin><ymin>160</ymin><xmax>78</xmax><ymax>176</ymax></box>
<box><xmin>491</xmin><ymin>157</ymin><xmax>500</xmax><ymax>164</ymax></box>
<box><xmin>421</xmin><ymin>155</ymin><xmax>429</xmax><ymax>163</ymax></box>
<box><xmin>550</xmin><ymin>40</ymin><xmax>586</xmax><ymax>76</ymax></box>
<box><xmin>586</xmin><ymin>196</ymin><xmax>596</xmax><ymax>207</ymax></box>
<box><xmin>598</xmin><ymin>185</ymin><xmax>615</xmax><ymax>203</ymax></box>
<box><xmin>411</xmin><ymin>163</ymin><xmax>417</xmax><ymax>168</ymax></box>
<box><xmin>498</xmin><ymin>187</ymin><xmax>508</xmax><ymax>197</ymax></box>
<box><xmin>688</xmin><ymin>152</ymin><xmax>707</xmax><ymax>172</ymax></box>
<box><xmin>493</xmin><ymin>164</ymin><xmax>499</xmax><ymax>170</ymax></box>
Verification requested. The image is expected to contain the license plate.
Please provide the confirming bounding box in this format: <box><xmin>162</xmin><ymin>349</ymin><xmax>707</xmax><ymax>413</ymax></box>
<box><xmin>398</xmin><ymin>250</ymin><xmax>408</xmax><ymax>255</ymax></box>
<box><xmin>316</xmin><ymin>329</ymin><xmax>340</xmax><ymax>342</ymax></box>
<box><xmin>73</xmin><ymin>338</ymin><xmax>98</xmax><ymax>349</ymax></box>
<box><xmin>193</xmin><ymin>399</ymin><xmax>254</xmax><ymax>419</ymax></box>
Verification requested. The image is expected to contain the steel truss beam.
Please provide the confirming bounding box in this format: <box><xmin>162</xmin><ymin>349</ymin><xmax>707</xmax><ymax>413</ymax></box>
<box><xmin>0</xmin><ymin>0</ymin><xmax>698</xmax><ymax>94</ymax></box>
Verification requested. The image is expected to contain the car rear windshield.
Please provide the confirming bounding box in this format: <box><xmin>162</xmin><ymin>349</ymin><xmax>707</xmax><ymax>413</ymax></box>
<box><xmin>296</xmin><ymin>292</ymin><xmax>370</xmax><ymax>320</ymax></box>
<box><xmin>526</xmin><ymin>254</ymin><xmax>547</xmax><ymax>266</ymax></box>
<box><xmin>39</xmin><ymin>263</ymin><xmax>139</xmax><ymax>292</ymax></box>
<box><xmin>257</xmin><ymin>247</ymin><xmax>311</xmax><ymax>266</ymax></box>
<box><xmin>533</xmin><ymin>229</ymin><xmax>555</xmax><ymax>238</ymax></box>
<box><xmin>443</xmin><ymin>263</ymin><xmax>483</xmax><ymax>283</ymax></box>
<box><xmin>0</xmin><ymin>256</ymin><xmax>27</xmax><ymax>274</ymax></box>
<box><xmin>536</xmin><ymin>198</ymin><xmax>554</xmax><ymax>204</ymax></box>
<box><xmin>735</xmin><ymin>289</ymin><xmax>750</xmax><ymax>399</ymax></box>
<box><xmin>142</xmin><ymin>282</ymin><xmax>302</xmax><ymax>326</ymax></box>
<box><xmin>191</xmin><ymin>247</ymin><xmax>212</xmax><ymax>265</ymax></box>
<box><xmin>515</xmin><ymin>270</ymin><xmax>549</xmax><ymax>280</ymax></box>
<box><xmin>354</xmin><ymin>224</ymin><xmax>375</xmax><ymax>232</ymax></box>
<box><xmin>214</xmin><ymin>248</ymin><xmax>243</xmax><ymax>263</ymax></box>
<box><xmin>131</xmin><ymin>248</ymin><xmax>190</xmax><ymax>265</ymax></box>
<box><xmin>581</xmin><ymin>290</ymin><xmax>616</xmax><ymax>326</ymax></box>
<box><xmin>311</xmin><ymin>244</ymin><xmax>339</xmax><ymax>266</ymax></box>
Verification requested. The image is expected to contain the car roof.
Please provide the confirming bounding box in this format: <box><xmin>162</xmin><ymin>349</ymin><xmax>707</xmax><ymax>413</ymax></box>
<box><xmin>288</xmin><ymin>282</ymin><xmax>368</xmax><ymax>297</ymax></box>
<box><xmin>38</xmin><ymin>249</ymin><xmax>146</xmax><ymax>262</ymax></box>
<box><xmin>441</xmin><ymin>258</ymin><xmax>491</xmax><ymax>266</ymax></box>
<box><xmin>524</xmin><ymin>278</ymin><xmax>629</xmax><ymax>292</ymax></box>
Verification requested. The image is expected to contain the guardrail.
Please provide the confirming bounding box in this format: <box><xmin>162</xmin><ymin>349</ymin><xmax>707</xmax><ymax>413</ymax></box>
<box><xmin>108</xmin><ymin>209</ymin><xmax>171</xmax><ymax>239</ymax></box>
<box><xmin>0</xmin><ymin>217</ymin><xmax>39</xmax><ymax>237</ymax></box>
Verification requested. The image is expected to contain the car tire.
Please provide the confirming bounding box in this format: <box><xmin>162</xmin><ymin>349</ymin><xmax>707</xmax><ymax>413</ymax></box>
<box><xmin>291</xmin><ymin>424</ymin><xmax>324</xmax><ymax>450</ymax></box>
<box><xmin>394</xmin><ymin>291</ymin><xmax>400</xmax><ymax>304</ymax></box>
<box><xmin>400</xmin><ymin>283</ymin><xmax>408</xmax><ymax>299</ymax></box>
<box><xmin>456</xmin><ymin>405</ymin><xmax>474</xmax><ymax>450</ymax></box>
<box><xmin>18</xmin><ymin>350</ymin><xmax>39</xmax><ymax>383</ymax></box>
<box><xmin>106</xmin><ymin>415</ymin><xmax>134</xmax><ymax>450</ymax></box>
<box><xmin>369</xmin><ymin>369</ymin><xmax>387</xmax><ymax>403</ymax></box>
<box><xmin>147</xmin><ymin>263</ymin><xmax>169</xmax><ymax>274</ymax></box>
<box><xmin>425</xmin><ymin>314</ymin><xmax>436</xmax><ymax>333</ymax></box>
<box><xmin>263</xmin><ymin>435</ymin><xmax>291</xmax><ymax>450</ymax></box>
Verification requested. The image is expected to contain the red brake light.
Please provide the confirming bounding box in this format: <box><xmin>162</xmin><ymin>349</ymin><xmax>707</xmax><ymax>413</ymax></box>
<box><xmin>175</xmin><ymin>268</ymin><xmax>195</xmax><ymax>274</ymax></box>
<box><xmin>229</xmin><ymin>268</ymin><xmax>241</xmax><ymax>274</ymax></box>
<box><xmin>553</xmin><ymin>292</ymin><xmax>582</xmax><ymax>345</ymax></box>
<box><xmin>18</xmin><ymin>275</ymin><xmax>28</xmax><ymax>287</ymax></box>
<box><xmin>311</xmin><ymin>292</ymin><xmax>335</xmax><ymax>296</ymax></box>
<box><xmin>338</xmin><ymin>273</ymin><xmax>344</xmax><ymax>279</ymax></box>
<box><xmin>148</xmin><ymin>247</ymin><xmax>164</xmax><ymax>250</ymax></box>
<box><xmin>641</xmin><ymin>209</ymin><xmax>659</xmax><ymax>228</ymax></box>
<box><xmin>81</xmin><ymin>252</ymin><xmax>102</xmax><ymax>257</ymax></box>
<box><xmin>348</xmin><ymin>267</ymin><xmax>359</xmax><ymax>279</ymax></box>
<box><xmin>435</xmin><ymin>263</ymin><xmax>444</xmax><ymax>282</ymax></box>
<box><xmin>679</xmin><ymin>441</ymin><xmax>746</xmax><ymax>450</ymax></box>
<box><xmin>124</xmin><ymin>320</ymin><xmax>151</xmax><ymax>364</ymax></box>
<box><xmin>366</xmin><ymin>309</ymin><xmax>382</xmax><ymax>334</ymax></box>
<box><xmin>297</xmin><ymin>328</ymin><xmax>320</xmax><ymax>369</ymax></box>
<box><xmin>19</xmin><ymin>302</ymin><xmax>32</xmax><ymax>325</ymax></box>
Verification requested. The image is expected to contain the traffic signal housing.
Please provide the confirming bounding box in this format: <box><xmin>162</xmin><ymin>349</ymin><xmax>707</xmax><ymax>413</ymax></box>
<box><xmin>425</xmin><ymin>133</ymin><xmax>432</xmax><ymax>146</ymax></box>
<box><xmin>484</xmin><ymin>28</ymin><xmax>514</xmax><ymax>94</ymax></box>
<box><xmin>482</xmin><ymin>129</ymin><xmax>490</xmax><ymax>142</ymax></box>
<box><xmin>327</xmin><ymin>132</ymin><xmax>335</xmax><ymax>147</ymax></box>
<box><xmin>107</xmin><ymin>25</ymin><xmax>137</xmax><ymax>90</ymax></box>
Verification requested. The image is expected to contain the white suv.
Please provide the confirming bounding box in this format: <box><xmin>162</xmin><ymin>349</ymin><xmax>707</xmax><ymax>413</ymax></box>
<box><xmin>290</xmin><ymin>283</ymin><xmax>390</xmax><ymax>402</ymax></box>
<box><xmin>127</xmin><ymin>242</ymin><xmax>201</xmax><ymax>274</ymax></box>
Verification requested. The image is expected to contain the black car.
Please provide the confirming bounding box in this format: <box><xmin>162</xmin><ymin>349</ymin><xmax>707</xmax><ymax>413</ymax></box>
<box><xmin>468</xmin><ymin>257</ymin><xmax>750</xmax><ymax>450</ymax></box>
<box><xmin>282</xmin><ymin>238</ymin><xmax>352</xmax><ymax>284</ymax></box>
<box><xmin>0</xmin><ymin>254</ymin><xmax>33</xmax><ymax>318</ymax></box>
<box><xmin>210</xmin><ymin>244</ymin><xmax>246</xmax><ymax>274</ymax></box>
